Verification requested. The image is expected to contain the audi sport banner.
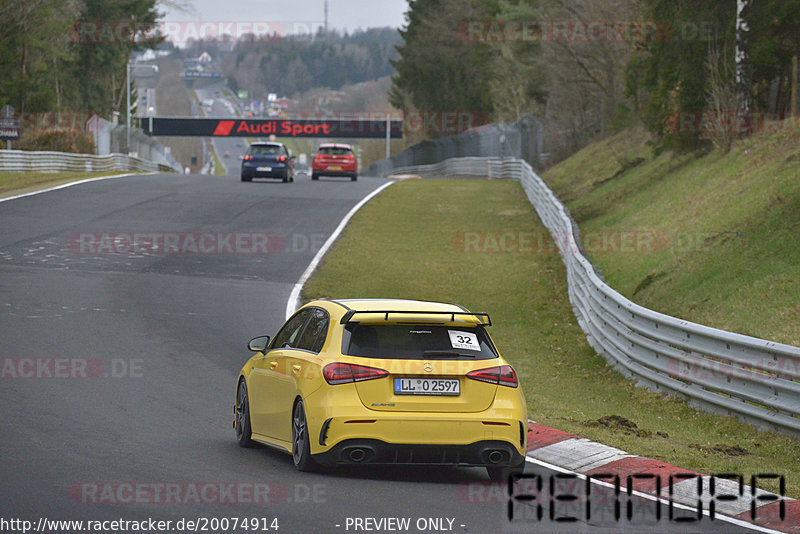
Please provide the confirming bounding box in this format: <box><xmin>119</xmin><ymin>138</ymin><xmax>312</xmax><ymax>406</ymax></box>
<box><xmin>143</xmin><ymin>118</ymin><xmax>403</xmax><ymax>139</ymax></box>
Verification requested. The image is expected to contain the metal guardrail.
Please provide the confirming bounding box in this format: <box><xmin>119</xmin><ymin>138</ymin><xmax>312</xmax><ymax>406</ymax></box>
<box><xmin>0</xmin><ymin>149</ymin><xmax>177</xmax><ymax>174</ymax></box>
<box><xmin>365</xmin><ymin>114</ymin><xmax>544</xmax><ymax>176</ymax></box>
<box><xmin>384</xmin><ymin>156</ymin><xmax>800</xmax><ymax>436</ymax></box>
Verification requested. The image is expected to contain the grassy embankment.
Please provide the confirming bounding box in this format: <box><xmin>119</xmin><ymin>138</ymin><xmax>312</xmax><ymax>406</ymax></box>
<box><xmin>543</xmin><ymin>124</ymin><xmax>800</xmax><ymax>346</ymax></box>
<box><xmin>154</xmin><ymin>57</ymin><xmax>204</xmax><ymax>173</ymax></box>
<box><xmin>211</xmin><ymin>150</ymin><xmax>227</xmax><ymax>176</ymax></box>
<box><xmin>301</xmin><ymin>124</ymin><xmax>800</xmax><ymax>497</ymax></box>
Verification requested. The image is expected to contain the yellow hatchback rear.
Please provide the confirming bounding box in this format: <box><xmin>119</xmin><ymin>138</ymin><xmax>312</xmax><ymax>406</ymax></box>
<box><xmin>236</xmin><ymin>298</ymin><xmax>528</xmax><ymax>480</ymax></box>
<box><xmin>305</xmin><ymin>300</ymin><xmax>528</xmax><ymax>479</ymax></box>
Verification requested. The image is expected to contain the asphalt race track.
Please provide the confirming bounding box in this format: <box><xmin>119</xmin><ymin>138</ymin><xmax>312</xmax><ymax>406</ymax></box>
<box><xmin>0</xmin><ymin>173</ymin><xmax>756</xmax><ymax>533</ymax></box>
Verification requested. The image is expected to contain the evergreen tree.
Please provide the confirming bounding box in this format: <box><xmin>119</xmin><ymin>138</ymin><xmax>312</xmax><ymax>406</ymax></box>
<box><xmin>389</xmin><ymin>0</ymin><xmax>500</xmax><ymax>126</ymax></box>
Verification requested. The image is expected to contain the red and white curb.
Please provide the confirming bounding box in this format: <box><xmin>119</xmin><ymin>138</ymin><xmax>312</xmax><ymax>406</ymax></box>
<box><xmin>525</xmin><ymin>421</ymin><xmax>799</xmax><ymax>532</ymax></box>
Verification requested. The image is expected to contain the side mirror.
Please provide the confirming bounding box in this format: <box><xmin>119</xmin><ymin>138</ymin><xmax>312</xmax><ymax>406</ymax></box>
<box><xmin>248</xmin><ymin>335</ymin><xmax>270</xmax><ymax>352</ymax></box>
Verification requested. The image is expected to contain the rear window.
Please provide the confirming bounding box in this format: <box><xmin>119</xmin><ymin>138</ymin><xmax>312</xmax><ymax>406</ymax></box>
<box><xmin>249</xmin><ymin>145</ymin><xmax>282</xmax><ymax>155</ymax></box>
<box><xmin>318</xmin><ymin>146</ymin><xmax>353</xmax><ymax>156</ymax></box>
<box><xmin>342</xmin><ymin>324</ymin><xmax>498</xmax><ymax>360</ymax></box>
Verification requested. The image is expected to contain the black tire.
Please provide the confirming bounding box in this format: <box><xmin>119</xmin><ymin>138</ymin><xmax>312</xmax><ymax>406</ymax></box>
<box><xmin>282</xmin><ymin>175</ymin><xmax>288</xmax><ymax>183</ymax></box>
<box><xmin>311</xmin><ymin>173</ymin><xmax>319</xmax><ymax>181</ymax></box>
<box><xmin>351</xmin><ymin>174</ymin><xmax>358</xmax><ymax>181</ymax></box>
<box><xmin>235</xmin><ymin>380</ymin><xmax>255</xmax><ymax>448</ymax></box>
<box><xmin>486</xmin><ymin>464</ymin><xmax>524</xmax><ymax>483</ymax></box>
<box><xmin>241</xmin><ymin>175</ymin><xmax>252</xmax><ymax>182</ymax></box>
<box><xmin>292</xmin><ymin>399</ymin><xmax>316</xmax><ymax>471</ymax></box>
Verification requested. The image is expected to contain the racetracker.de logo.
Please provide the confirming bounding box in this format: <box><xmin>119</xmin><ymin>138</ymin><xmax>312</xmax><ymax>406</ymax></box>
<box><xmin>458</xmin><ymin>19</ymin><xmax>720</xmax><ymax>43</ymax></box>
<box><xmin>404</xmin><ymin>111</ymin><xmax>490</xmax><ymax>135</ymax></box>
<box><xmin>667</xmin><ymin>111</ymin><xmax>800</xmax><ymax>135</ymax></box>
<box><xmin>71</xmin><ymin>20</ymin><xmax>324</xmax><ymax>44</ymax></box>
<box><xmin>0</xmin><ymin>358</ymin><xmax>142</xmax><ymax>379</ymax></box>
<box><xmin>458</xmin><ymin>20</ymin><xmax>677</xmax><ymax>43</ymax></box>
<box><xmin>70</xmin><ymin>482</ymin><xmax>287</xmax><ymax>504</ymax></box>
<box><xmin>209</xmin><ymin>111</ymin><xmax>485</xmax><ymax>137</ymax></box>
<box><xmin>452</xmin><ymin>230</ymin><xmax>670</xmax><ymax>255</ymax></box>
<box><xmin>666</xmin><ymin>355</ymin><xmax>800</xmax><ymax>384</ymax></box>
<box><xmin>68</xmin><ymin>232</ymin><xmax>287</xmax><ymax>255</ymax></box>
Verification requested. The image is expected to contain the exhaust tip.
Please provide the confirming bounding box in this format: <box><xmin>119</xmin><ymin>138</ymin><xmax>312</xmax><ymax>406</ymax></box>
<box><xmin>487</xmin><ymin>450</ymin><xmax>506</xmax><ymax>464</ymax></box>
<box><xmin>348</xmin><ymin>448</ymin><xmax>367</xmax><ymax>463</ymax></box>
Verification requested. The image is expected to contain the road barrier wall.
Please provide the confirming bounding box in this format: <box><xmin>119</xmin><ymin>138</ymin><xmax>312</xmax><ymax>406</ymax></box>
<box><xmin>0</xmin><ymin>149</ymin><xmax>177</xmax><ymax>174</ymax></box>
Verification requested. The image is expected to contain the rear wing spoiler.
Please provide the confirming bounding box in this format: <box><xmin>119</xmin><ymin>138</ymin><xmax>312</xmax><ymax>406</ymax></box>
<box><xmin>339</xmin><ymin>310</ymin><xmax>491</xmax><ymax>326</ymax></box>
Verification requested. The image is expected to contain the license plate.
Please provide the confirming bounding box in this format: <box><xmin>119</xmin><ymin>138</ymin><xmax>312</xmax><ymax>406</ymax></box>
<box><xmin>394</xmin><ymin>377</ymin><xmax>460</xmax><ymax>396</ymax></box>
<box><xmin>256</xmin><ymin>166</ymin><xmax>271</xmax><ymax>171</ymax></box>
<box><xmin>328</xmin><ymin>165</ymin><xmax>342</xmax><ymax>171</ymax></box>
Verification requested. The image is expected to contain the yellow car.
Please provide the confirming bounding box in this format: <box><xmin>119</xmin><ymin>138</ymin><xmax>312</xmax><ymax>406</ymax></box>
<box><xmin>234</xmin><ymin>299</ymin><xmax>527</xmax><ymax>480</ymax></box>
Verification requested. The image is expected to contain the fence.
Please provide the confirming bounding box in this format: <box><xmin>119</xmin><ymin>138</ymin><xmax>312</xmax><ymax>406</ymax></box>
<box><xmin>366</xmin><ymin>114</ymin><xmax>544</xmax><ymax>176</ymax></box>
<box><xmin>93</xmin><ymin>117</ymin><xmax>183</xmax><ymax>172</ymax></box>
<box><xmin>375</xmin><ymin>156</ymin><xmax>800</xmax><ymax>436</ymax></box>
<box><xmin>0</xmin><ymin>149</ymin><xmax>177</xmax><ymax>174</ymax></box>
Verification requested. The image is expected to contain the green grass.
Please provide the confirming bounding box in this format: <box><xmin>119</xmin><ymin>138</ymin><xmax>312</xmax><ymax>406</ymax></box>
<box><xmin>154</xmin><ymin>57</ymin><xmax>204</xmax><ymax>173</ymax></box>
<box><xmin>543</xmin><ymin>125</ymin><xmax>800</xmax><ymax>346</ymax></box>
<box><xmin>211</xmin><ymin>148</ymin><xmax>227</xmax><ymax>175</ymax></box>
<box><xmin>0</xmin><ymin>171</ymin><xmax>134</xmax><ymax>198</ymax></box>
<box><xmin>303</xmin><ymin>178</ymin><xmax>800</xmax><ymax>498</ymax></box>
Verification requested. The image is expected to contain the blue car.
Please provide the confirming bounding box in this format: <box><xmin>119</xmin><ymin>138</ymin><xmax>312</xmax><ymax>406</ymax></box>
<box><xmin>241</xmin><ymin>142</ymin><xmax>295</xmax><ymax>183</ymax></box>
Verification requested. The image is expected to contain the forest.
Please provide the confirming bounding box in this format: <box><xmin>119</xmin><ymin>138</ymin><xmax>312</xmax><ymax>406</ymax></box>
<box><xmin>390</xmin><ymin>0</ymin><xmax>800</xmax><ymax>157</ymax></box>
<box><xmin>2</xmin><ymin>0</ymin><xmax>798</xmax><ymax>160</ymax></box>
<box><xmin>221</xmin><ymin>28</ymin><xmax>401</xmax><ymax>99</ymax></box>
<box><xmin>0</xmin><ymin>0</ymin><xmax>161</xmax><ymax>117</ymax></box>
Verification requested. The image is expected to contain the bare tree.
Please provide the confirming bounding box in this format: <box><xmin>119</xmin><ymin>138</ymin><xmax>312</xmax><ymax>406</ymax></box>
<box><xmin>539</xmin><ymin>0</ymin><xmax>639</xmax><ymax>162</ymax></box>
<box><xmin>705</xmin><ymin>40</ymin><xmax>742</xmax><ymax>153</ymax></box>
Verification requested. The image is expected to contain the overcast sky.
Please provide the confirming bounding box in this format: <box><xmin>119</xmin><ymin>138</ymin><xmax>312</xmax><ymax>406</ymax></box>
<box><xmin>160</xmin><ymin>0</ymin><xmax>409</xmax><ymax>34</ymax></box>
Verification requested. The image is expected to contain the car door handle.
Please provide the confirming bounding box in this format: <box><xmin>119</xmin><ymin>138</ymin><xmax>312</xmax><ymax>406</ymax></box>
<box><xmin>270</xmin><ymin>361</ymin><xmax>278</xmax><ymax>369</ymax></box>
<box><xmin>292</xmin><ymin>365</ymin><xmax>301</xmax><ymax>374</ymax></box>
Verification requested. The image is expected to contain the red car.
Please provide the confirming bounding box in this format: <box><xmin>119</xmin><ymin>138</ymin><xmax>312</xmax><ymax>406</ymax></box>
<box><xmin>311</xmin><ymin>143</ymin><xmax>358</xmax><ymax>181</ymax></box>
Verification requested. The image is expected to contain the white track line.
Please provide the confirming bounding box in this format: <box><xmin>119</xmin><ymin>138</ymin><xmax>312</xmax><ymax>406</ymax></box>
<box><xmin>524</xmin><ymin>419</ymin><xmax>790</xmax><ymax>532</ymax></box>
<box><xmin>0</xmin><ymin>172</ymin><xmax>155</xmax><ymax>203</ymax></box>
<box><xmin>284</xmin><ymin>180</ymin><xmax>397</xmax><ymax>319</ymax></box>
<box><xmin>524</xmin><ymin>455</ymin><xmax>784</xmax><ymax>533</ymax></box>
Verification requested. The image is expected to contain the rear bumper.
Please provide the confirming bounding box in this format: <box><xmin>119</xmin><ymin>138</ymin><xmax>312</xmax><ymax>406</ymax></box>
<box><xmin>312</xmin><ymin>170</ymin><xmax>357</xmax><ymax>178</ymax></box>
<box><xmin>313</xmin><ymin>438</ymin><xmax>525</xmax><ymax>468</ymax></box>
<box><xmin>311</xmin><ymin>164</ymin><xmax>357</xmax><ymax>177</ymax></box>
<box><xmin>241</xmin><ymin>163</ymin><xmax>290</xmax><ymax>179</ymax></box>
<box><xmin>304</xmin><ymin>390</ymin><xmax>527</xmax><ymax>468</ymax></box>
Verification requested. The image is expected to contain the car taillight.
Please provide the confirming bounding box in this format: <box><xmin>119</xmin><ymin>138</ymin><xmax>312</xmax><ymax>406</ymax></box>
<box><xmin>467</xmin><ymin>365</ymin><xmax>518</xmax><ymax>388</ymax></box>
<box><xmin>277</xmin><ymin>156</ymin><xmax>286</xmax><ymax>162</ymax></box>
<box><xmin>323</xmin><ymin>363</ymin><xmax>389</xmax><ymax>385</ymax></box>
<box><xmin>344</xmin><ymin>154</ymin><xmax>355</xmax><ymax>160</ymax></box>
<box><xmin>244</xmin><ymin>155</ymin><xmax>253</xmax><ymax>161</ymax></box>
